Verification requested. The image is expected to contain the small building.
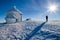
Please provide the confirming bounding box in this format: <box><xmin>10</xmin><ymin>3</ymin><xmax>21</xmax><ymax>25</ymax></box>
<box><xmin>26</xmin><ymin>18</ymin><xmax>31</xmax><ymax>21</ymax></box>
<box><xmin>5</xmin><ymin>6</ymin><xmax>22</xmax><ymax>23</ymax></box>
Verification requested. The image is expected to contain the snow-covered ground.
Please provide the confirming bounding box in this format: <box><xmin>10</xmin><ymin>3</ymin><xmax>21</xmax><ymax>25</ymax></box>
<box><xmin>0</xmin><ymin>20</ymin><xmax>60</xmax><ymax>40</ymax></box>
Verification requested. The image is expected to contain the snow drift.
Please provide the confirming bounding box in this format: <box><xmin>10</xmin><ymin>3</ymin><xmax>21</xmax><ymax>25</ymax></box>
<box><xmin>0</xmin><ymin>21</ymin><xmax>60</xmax><ymax>40</ymax></box>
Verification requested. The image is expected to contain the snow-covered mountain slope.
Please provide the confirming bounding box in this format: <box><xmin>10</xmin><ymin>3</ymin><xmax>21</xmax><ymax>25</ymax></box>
<box><xmin>0</xmin><ymin>21</ymin><xmax>60</xmax><ymax>40</ymax></box>
<box><xmin>41</xmin><ymin>21</ymin><xmax>60</xmax><ymax>34</ymax></box>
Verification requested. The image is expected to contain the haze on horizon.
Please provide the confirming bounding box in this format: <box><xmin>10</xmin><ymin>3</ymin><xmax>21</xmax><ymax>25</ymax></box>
<box><xmin>0</xmin><ymin>0</ymin><xmax>60</xmax><ymax>23</ymax></box>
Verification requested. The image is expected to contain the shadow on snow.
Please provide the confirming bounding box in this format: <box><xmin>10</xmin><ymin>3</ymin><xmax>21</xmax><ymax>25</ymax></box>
<box><xmin>25</xmin><ymin>22</ymin><xmax>46</xmax><ymax>40</ymax></box>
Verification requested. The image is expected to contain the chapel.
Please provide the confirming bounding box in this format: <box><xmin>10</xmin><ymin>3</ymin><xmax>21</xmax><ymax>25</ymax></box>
<box><xmin>5</xmin><ymin>6</ymin><xmax>22</xmax><ymax>23</ymax></box>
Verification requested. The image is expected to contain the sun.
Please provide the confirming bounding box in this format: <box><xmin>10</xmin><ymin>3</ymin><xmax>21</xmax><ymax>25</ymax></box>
<box><xmin>47</xmin><ymin>4</ymin><xmax>58</xmax><ymax>13</ymax></box>
<box><xmin>49</xmin><ymin>5</ymin><xmax>57</xmax><ymax>11</ymax></box>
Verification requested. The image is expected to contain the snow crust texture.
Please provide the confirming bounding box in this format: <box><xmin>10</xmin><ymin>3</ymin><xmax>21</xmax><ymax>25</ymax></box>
<box><xmin>0</xmin><ymin>21</ymin><xmax>60</xmax><ymax>40</ymax></box>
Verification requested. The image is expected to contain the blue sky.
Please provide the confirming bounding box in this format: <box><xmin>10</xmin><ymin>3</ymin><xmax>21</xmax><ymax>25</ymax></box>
<box><xmin>0</xmin><ymin>0</ymin><xmax>60</xmax><ymax>23</ymax></box>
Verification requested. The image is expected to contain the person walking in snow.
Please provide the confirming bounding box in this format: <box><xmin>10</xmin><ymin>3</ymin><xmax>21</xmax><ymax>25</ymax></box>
<box><xmin>46</xmin><ymin>15</ymin><xmax>48</xmax><ymax>22</ymax></box>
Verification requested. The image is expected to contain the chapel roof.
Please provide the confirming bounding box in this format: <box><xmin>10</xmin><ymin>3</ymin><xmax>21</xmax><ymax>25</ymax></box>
<box><xmin>7</xmin><ymin>6</ymin><xmax>22</xmax><ymax>15</ymax></box>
